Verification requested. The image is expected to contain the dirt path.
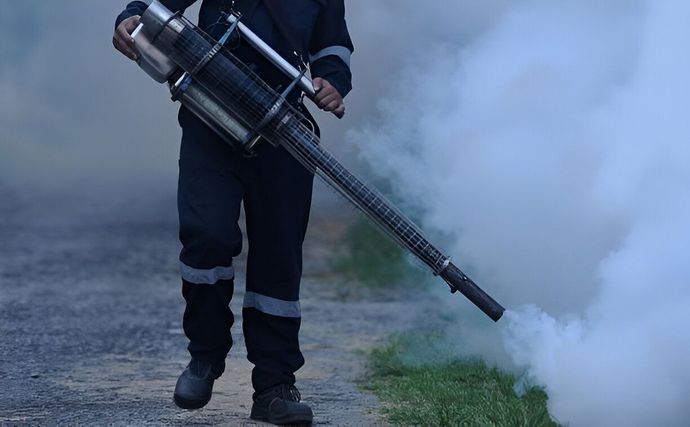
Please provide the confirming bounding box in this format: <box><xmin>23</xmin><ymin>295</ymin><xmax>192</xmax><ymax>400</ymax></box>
<box><xmin>0</xmin><ymin>207</ymin><xmax>441</xmax><ymax>425</ymax></box>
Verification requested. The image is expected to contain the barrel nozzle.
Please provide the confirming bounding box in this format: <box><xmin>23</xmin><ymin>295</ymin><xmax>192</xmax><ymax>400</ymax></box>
<box><xmin>440</xmin><ymin>263</ymin><xmax>505</xmax><ymax>322</ymax></box>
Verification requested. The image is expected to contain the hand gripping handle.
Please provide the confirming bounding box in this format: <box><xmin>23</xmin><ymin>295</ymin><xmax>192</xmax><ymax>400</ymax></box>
<box><xmin>440</xmin><ymin>263</ymin><xmax>505</xmax><ymax>322</ymax></box>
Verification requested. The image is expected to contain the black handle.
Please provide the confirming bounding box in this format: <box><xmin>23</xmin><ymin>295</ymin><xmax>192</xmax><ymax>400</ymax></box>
<box><xmin>440</xmin><ymin>263</ymin><xmax>505</xmax><ymax>322</ymax></box>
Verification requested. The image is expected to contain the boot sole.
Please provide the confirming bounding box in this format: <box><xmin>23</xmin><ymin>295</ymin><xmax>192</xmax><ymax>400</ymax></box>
<box><xmin>174</xmin><ymin>393</ymin><xmax>211</xmax><ymax>410</ymax></box>
<box><xmin>250</xmin><ymin>408</ymin><xmax>313</xmax><ymax>425</ymax></box>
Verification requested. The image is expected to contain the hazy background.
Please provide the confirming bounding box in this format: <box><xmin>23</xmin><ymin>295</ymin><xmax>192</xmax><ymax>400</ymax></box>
<box><xmin>2</xmin><ymin>1</ymin><xmax>689</xmax><ymax>426</ymax></box>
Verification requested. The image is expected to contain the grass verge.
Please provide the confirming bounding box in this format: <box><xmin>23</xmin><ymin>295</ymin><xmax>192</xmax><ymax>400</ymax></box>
<box><xmin>331</xmin><ymin>217</ymin><xmax>423</xmax><ymax>288</ymax></box>
<box><xmin>364</xmin><ymin>335</ymin><xmax>557</xmax><ymax>426</ymax></box>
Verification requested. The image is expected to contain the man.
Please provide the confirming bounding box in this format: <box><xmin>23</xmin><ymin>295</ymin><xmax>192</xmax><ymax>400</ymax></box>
<box><xmin>112</xmin><ymin>0</ymin><xmax>353</xmax><ymax>424</ymax></box>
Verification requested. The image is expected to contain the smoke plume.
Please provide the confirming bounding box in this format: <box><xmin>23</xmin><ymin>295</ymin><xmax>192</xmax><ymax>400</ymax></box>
<box><xmin>350</xmin><ymin>0</ymin><xmax>690</xmax><ymax>425</ymax></box>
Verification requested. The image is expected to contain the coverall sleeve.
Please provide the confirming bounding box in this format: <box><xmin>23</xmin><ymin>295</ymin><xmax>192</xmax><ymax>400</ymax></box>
<box><xmin>115</xmin><ymin>1</ymin><xmax>199</xmax><ymax>29</ymax></box>
<box><xmin>308</xmin><ymin>0</ymin><xmax>354</xmax><ymax>98</ymax></box>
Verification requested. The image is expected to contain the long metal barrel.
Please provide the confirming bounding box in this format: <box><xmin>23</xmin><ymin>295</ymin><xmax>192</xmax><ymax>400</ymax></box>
<box><xmin>140</xmin><ymin>5</ymin><xmax>505</xmax><ymax>321</ymax></box>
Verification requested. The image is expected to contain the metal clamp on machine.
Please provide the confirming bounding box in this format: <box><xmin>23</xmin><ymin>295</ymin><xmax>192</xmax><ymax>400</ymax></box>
<box><xmin>217</xmin><ymin>12</ymin><xmax>314</xmax><ymax>155</ymax></box>
<box><xmin>239</xmin><ymin>66</ymin><xmax>309</xmax><ymax>154</ymax></box>
<box><xmin>169</xmin><ymin>11</ymin><xmax>242</xmax><ymax>102</ymax></box>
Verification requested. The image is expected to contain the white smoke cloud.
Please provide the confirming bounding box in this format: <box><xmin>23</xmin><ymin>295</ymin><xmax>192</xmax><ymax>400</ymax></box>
<box><xmin>351</xmin><ymin>0</ymin><xmax>690</xmax><ymax>425</ymax></box>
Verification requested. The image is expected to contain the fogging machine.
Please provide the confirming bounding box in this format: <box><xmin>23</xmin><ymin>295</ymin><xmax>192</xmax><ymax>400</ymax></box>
<box><xmin>130</xmin><ymin>1</ymin><xmax>505</xmax><ymax>321</ymax></box>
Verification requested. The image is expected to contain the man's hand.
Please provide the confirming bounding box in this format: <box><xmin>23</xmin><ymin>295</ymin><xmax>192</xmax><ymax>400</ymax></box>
<box><xmin>313</xmin><ymin>77</ymin><xmax>345</xmax><ymax>118</ymax></box>
<box><xmin>113</xmin><ymin>16</ymin><xmax>141</xmax><ymax>61</ymax></box>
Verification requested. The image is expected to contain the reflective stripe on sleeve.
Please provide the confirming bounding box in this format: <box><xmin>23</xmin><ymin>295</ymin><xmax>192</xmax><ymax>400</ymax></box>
<box><xmin>310</xmin><ymin>45</ymin><xmax>351</xmax><ymax>68</ymax></box>
<box><xmin>243</xmin><ymin>291</ymin><xmax>301</xmax><ymax>318</ymax></box>
<box><xmin>180</xmin><ymin>262</ymin><xmax>235</xmax><ymax>285</ymax></box>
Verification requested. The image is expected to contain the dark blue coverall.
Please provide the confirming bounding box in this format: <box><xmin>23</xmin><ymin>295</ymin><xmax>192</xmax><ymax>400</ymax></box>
<box><xmin>116</xmin><ymin>0</ymin><xmax>353</xmax><ymax>394</ymax></box>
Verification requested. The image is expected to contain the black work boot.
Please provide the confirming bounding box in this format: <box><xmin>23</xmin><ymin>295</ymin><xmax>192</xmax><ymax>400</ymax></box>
<box><xmin>173</xmin><ymin>359</ymin><xmax>221</xmax><ymax>410</ymax></box>
<box><xmin>250</xmin><ymin>384</ymin><xmax>313</xmax><ymax>425</ymax></box>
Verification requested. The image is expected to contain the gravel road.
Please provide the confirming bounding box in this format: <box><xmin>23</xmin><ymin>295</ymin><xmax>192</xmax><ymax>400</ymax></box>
<box><xmin>0</xmin><ymin>199</ymin><xmax>441</xmax><ymax>426</ymax></box>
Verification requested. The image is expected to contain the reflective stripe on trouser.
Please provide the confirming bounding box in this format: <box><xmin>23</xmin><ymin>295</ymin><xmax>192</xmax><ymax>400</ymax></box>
<box><xmin>180</xmin><ymin>262</ymin><xmax>235</xmax><ymax>285</ymax></box>
<box><xmin>177</xmin><ymin>111</ymin><xmax>314</xmax><ymax>390</ymax></box>
<box><xmin>243</xmin><ymin>291</ymin><xmax>301</xmax><ymax>318</ymax></box>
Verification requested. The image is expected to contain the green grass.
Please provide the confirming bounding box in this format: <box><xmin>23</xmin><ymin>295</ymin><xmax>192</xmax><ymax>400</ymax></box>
<box><xmin>335</xmin><ymin>218</ymin><xmax>556</xmax><ymax>425</ymax></box>
<box><xmin>364</xmin><ymin>335</ymin><xmax>557</xmax><ymax>427</ymax></box>
<box><xmin>332</xmin><ymin>217</ymin><xmax>422</xmax><ymax>287</ymax></box>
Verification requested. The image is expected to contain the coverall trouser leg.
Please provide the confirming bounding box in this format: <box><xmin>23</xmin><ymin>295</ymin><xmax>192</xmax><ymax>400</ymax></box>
<box><xmin>177</xmin><ymin>113</ymin><xmax>313</xmax><ymax>393</ymax></box>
